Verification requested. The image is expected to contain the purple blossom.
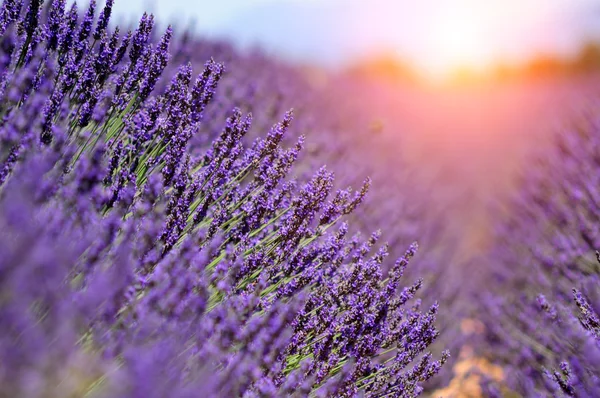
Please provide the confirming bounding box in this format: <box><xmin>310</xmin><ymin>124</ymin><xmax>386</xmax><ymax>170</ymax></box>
<box><xmin>93</xmin><ymin>0</ymin><xmax>113</xmax><ymax>41</ymax></box>
<box><xmin>0</xmin><ymin>2</ymin><xmax>449</xmax><ymax>396</ymax></box>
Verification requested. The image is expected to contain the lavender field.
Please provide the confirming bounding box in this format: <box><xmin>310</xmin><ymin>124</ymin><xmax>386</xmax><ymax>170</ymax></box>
<box><xmin>2</xmin><ymin>0</ymin><xmax>600</xmax><ymax>397</ymax></box>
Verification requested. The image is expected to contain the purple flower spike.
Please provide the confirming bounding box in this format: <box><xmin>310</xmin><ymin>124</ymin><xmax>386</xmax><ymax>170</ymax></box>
<box><xmin>93</xmin><ymin>0</ymin><xmax>113</xmax><ymax>41</ymax></box>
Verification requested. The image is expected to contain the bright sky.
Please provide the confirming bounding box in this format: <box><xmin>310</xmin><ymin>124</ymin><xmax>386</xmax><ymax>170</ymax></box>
<box><xmin>111</xmin><ymin>0</ymin><xmax>600</xmax><ymax>78</ymax></box>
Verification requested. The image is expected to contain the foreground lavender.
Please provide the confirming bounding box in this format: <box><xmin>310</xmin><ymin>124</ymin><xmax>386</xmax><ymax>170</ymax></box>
<box><xmin>482</xmin><ymin>109</ymin><xmax>600</xmax><ymax>395</ymax></box>
<box><xmin>0</xmin><ymin>1</ymin><xmax>448</xmax><ymax>396</ymax></box>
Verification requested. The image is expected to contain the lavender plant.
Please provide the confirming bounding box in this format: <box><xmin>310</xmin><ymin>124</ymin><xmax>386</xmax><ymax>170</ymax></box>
<box><xmin>164</xmin><ymin>40</ymin><xmax>462</xmax><ymax>383</ymax></box>
<box><xmin>0</xmin><ymin>1</ymin><xmax>448</xmax><ymax>396</ymax></box>
<box><xmin>482</xmin><ymin>109</ymin><xmax>600</xmax><ymax>396</ymax></box>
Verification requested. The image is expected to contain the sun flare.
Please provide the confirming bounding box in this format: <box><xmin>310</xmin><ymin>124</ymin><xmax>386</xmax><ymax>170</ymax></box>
<box><xmin>432</xmin><ymin>7</ymin><xmax>488</xmax><ymax>72</ymax></box>
<box><xmin>411</xmin><ymin>0</ymin><xmax>539</xmax><ymax>80</ymax></box>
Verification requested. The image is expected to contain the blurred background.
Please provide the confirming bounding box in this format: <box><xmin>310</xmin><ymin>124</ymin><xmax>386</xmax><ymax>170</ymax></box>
<box><xmin>112</xmin><ymin>0</ymin><xmax>600</xmax><ymax>81</ymax></box>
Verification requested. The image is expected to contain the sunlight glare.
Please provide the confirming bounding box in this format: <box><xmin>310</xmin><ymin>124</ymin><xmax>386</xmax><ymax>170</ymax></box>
<box><xmin>417</xmin><ymin>0</ymin><xmax>541</xmax><ymax>80</ymax></box>
<box><xmin>433</xmin><ymin>6</ymin><xmax>487</xmax><ymax>72</ymax></box>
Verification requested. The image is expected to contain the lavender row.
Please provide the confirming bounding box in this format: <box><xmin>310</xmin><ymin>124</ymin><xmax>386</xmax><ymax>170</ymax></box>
<box><xmin>480</xmin><ymin>107</ymin><xmax>600</xmax><ymax>395</ymax></box>
<box><xmin>0</xmin><ymin>0</ymin><xmax>448</xmax><ymax>396</ymax></box>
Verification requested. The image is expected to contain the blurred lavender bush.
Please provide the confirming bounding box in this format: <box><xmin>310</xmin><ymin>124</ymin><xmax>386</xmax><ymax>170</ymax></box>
<box><xmin>0</xmin><ymin>0</ymin><xmax>449</xmax><ymax>396</ymax></box>
<box><xmin>482</xmin><ymin>109</ymin><xmax>600</xmax><ymax>395</ymax></box>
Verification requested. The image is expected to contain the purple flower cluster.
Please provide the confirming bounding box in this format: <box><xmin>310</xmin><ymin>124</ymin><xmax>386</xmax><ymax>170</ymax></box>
<box><xmin>163</xmin><ymin>41</ymin><xmax>461</xmax><ymax>382</ymax></box>
<box><xmin>0</xmin><ymin>1</ymin><xmax>448</xmax><ymax>396</ymax></box>
<box><xmin>482</xmin><ymin>113</ymin><xmax>600</xmax><ymax>395</ymax></box>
